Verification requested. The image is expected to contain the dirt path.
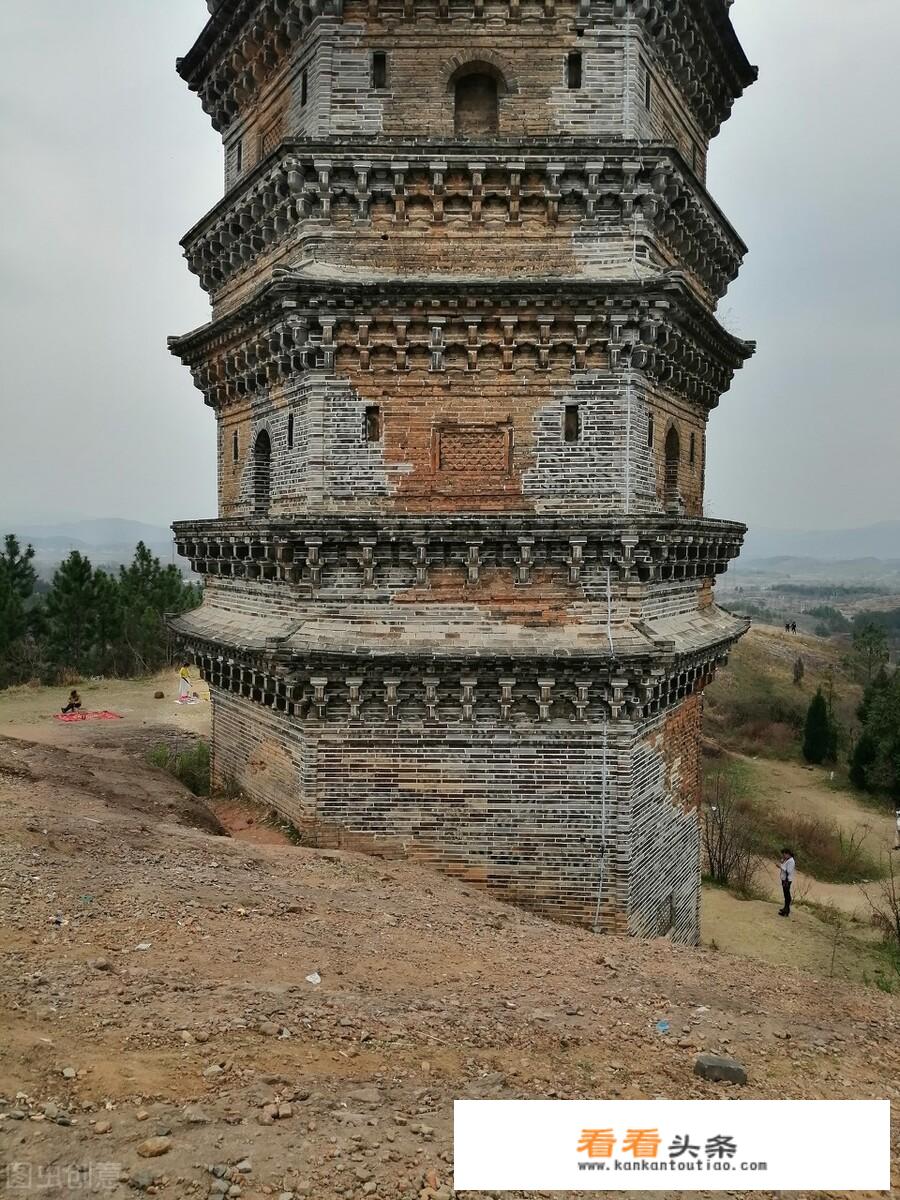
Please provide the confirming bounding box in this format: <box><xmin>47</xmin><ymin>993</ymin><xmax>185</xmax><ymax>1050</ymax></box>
<box><xmin>736</xmin><ymin>752</ymin><xmax>896</xmax><ymax>858</ymax></box>
<box><xmin>208</xmin><ymin>798</ymin><xmax>294</xmax><ymax>846</ymax></box>
<box><xmin>702</xmin><ymin>751</ymin><xmax>900</xmax><ymax>975</ymax></box>
<box><xmin>0</xmin><ymin>676</ymin><xmax>295</xmax><ymax>849</ymax></box>
<box><xmin>728</xmin><ymin>754</ymin><xmax>898</xmax><ymax>921</ymax></box>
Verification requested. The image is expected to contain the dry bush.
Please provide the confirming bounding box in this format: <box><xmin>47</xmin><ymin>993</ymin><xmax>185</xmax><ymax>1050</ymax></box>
<box><xmin>861</xmin><ymin>856</ymin><xmax>900</xmax><ymax>991</ymax></box>
<box><xmin>752</xmin><ymin>812</ymin><xmax>876</xmax><ymax>885</ymax></box>
<box><xmin>863</xmin><ymin>854</ymin><xmax>900</xmax><ymax>952</ymax></box>
<box><xmin>704</xmin><ymin>760</ymin><xmax>879</xmax><ymax>886</ymax></box>
<box><xmin>702</xmin><ymin>771</ymin><xmax>761</xmax><ymax>897</ymax></box>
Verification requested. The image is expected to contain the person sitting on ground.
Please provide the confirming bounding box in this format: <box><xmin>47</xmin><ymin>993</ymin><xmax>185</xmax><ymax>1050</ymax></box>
<box><xmin>778</xmin><ymin>847</ymin><xmax>796</xmax><ymax>918</ymax></box>
<box><xmin>61</xmin><ymin>689</ymin><xmax>82</xmax><ymax>715</ymax></box>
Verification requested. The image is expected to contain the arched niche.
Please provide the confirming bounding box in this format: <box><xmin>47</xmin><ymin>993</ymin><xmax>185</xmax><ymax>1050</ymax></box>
<box><xmin>251</xmin><ymin>428</ymin><xmax>272</xmax><ymax>515</ymax></box>
<box><xmin>449</xmin><ymin>61</ymin><xmax>509</xmax><ymax>135</ymax></box>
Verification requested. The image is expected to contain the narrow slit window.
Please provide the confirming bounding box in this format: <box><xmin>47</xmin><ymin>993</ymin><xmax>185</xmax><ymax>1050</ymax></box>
<box><xmin>300</xmin><ymin>68</ymin><xmax>308</xmax><ymax>107</ymax></box>
<box><xmin>564</xmin><ymin>404</ymin><xmax>581</xmax><ymax>443</ymax></box>
<box><xmin>234</xmin><ymin>139</ymin><xmax>243</xmax><ymax>174</ymax></box>
<box><xmin>689</xmin><ymin>431</ymin><xmax>696</xmax><ymax>465</ymax></box>
<box><xmin>645</xmin><ymin>71</ymin><xmax>652</xmax><ymax>111</ymax></box>
<box><xmin>365</xmin><ymin>405</ymin><xmax>382</xmax><ymax>442</ymax></box>
<box><xmin>665</xmin><ymin>425</ymin><xmax>681</xmax><ymax>508</ymax></box>
<box><xmin>287</xmin><ymin>413</ymin><xmax>294</xmax><ymax>450</ymax></box>
<box><xmin>232</xmin><ymin>430</ymin><xmax>239</xmax><ymax>462</ymax></box>
<box><xmin>648</xmin><ymin>414</ymin><xmax>655</xmax><ymax>449</ymax></box>
<box><xmin>372</xmin><ymin>51</ymin><xmax>387</xmax><ymax>90</ymax></box>
<box><xmin>567</xmin><ymin>51</ymin><xmax>583</xmax><ymax>90</ymax></box>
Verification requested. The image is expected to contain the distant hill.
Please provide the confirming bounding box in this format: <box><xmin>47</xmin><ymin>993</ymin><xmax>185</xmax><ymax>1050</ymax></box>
<box><xmin>9</xmin><ymin>519</ymin><xmax>176</xmax><ymax>575</ymax></box>
<box><xmin>742</xmin><ymin>521</ymin><xmax>900</xmax><ymax>561</ymax></box>
<box><xmin>728</xmin><ymin>557</ymin><xmax>900</xmax><ymax>586</ymax></box>
<box><xmin>16</xmin><ymin>518</ymin><xmax>172</xmax><ymax>547</ymax></box>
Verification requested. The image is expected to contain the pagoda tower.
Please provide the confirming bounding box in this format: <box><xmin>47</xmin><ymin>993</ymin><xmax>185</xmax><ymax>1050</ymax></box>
<box><xmin>171</xmin><ymin>0</ymin><xmax>756</xmax><ymax>942</ymax></box>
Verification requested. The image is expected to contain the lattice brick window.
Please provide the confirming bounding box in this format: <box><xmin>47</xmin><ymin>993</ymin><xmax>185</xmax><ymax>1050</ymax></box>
<box><xmin>259</xmin><ymin>117</ymin><xmax>284</xmax><ymax>159</ymax></box>
<box><xmin>437</xmin><ymin>426</ymin><xmax>511</xmax><ymax>474</ymax></box>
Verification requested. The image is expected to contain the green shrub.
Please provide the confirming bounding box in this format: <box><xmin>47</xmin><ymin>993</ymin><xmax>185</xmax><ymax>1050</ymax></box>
<box><xmin>147</xmin><ymin>739</ymin><xmax>210</xmax><ymax>797</ymax></box>
<box><xmin>803</xmin><ymin>689</ymin><xmax>837</xmax><ymax>764</ymax></box>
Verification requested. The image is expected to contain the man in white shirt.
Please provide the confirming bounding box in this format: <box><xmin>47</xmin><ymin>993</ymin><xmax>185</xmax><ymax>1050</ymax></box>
<box><xmin>778</xmin><ymin>849</ymin><xmax>796</xmax><ymax>918</ymax></box>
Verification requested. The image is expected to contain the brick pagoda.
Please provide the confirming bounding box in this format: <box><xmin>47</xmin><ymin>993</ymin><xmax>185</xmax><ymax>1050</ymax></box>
<box><xmin>171</xmin><ymin>0</ymin><xmax>756</xmax><ymax>942</ymax></box>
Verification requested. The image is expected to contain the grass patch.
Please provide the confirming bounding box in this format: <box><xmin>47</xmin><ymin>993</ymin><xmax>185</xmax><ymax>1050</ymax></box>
<box><xmin>704</xmin><ymin>629</ymin><xmax>863</xmax><ymax>760</ymax></box>
<box><xmin>267</xmin><ymin>810</ymin><xmax>304</xmax><ymax>845</ymax></box>
<box><xmin>147</xmin><ymin>739</ymin><xmax>210</xmax><ymax>797</ymax></box>
<box><xmin>702</xmin><ymin>875</ymin><xmax>767</xmax><ymax>902</ymax></box>
<box><xmin>864</xmin><ymin>944</ymin><xmax>900</xmax><ymax>994</ymax></box>
<box><xmin>704</xmin><ymin>649</ymin><xmax>806</xmax><ymax>758</ymax></box>
<box><xmin>798</xmin><ymin>897</ymin><xmax>865</xmax><ymax>929</ymax></box>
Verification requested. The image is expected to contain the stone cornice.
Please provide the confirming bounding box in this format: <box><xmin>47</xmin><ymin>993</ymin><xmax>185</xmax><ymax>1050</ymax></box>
<box><xmin>621</xmin><ymin>0</ymin><xmax>757</xmax><ymax>135</ymax></box>
<box><xmin>181</xmin><ymin>139</ymin><xmax>746</xmax><ymax>304</ymax></box>
<box><xmin>179</xmin><ymin>1</ymin><xmax>342</xmax><ymax>132</ymax></box>
<box><xmin>169</xmin><ymin>272</ymin><xmax>754</xmax><ymax>412</ymax></box>
<box><xmin>175</xmin><ymin>620</ymin><xmax>746</xmax><ymax>724</ymax></box>
<box><xmin>174</xmin><ymin>514</ymin><xmax>744</xmax><ymax>591</ymax></box>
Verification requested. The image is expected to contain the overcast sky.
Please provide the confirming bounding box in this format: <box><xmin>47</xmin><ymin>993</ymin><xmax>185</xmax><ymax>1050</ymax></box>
<box><xmin>0</xmin><ymin>1</ymin><xmax>897</xmax><ymax>534</ymax></box>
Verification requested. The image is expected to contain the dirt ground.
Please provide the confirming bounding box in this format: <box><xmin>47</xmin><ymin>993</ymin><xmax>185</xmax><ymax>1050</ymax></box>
<box><xmin>0</xmin><ymin>672</ymin><xmax>211</xmax><ymax>750</ymax></box>
<box><xmin>701</xmin><ymin>753</ymin><xmax>900</xmax><ymax>981</ymax></box>
<box><xmin>1</xmin><ymin>681</ymin><xmax>899</xmax><ymax>1198</ymax></box>
<box><xmin>739</xmin><ymin>753</ymin><xmax>897</xmax><ymax>862</ymax></box>
<box><xmin>8</xmin><ymin>673</ymin><xmax>895</xmax><ymax>976</ymax></box>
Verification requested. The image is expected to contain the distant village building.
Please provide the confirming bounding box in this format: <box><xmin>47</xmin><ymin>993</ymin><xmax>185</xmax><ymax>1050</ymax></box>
<box><xmin>170</xmin><ymin>0</ymin><xmax>756</xmax><ymax>942</ymax></box>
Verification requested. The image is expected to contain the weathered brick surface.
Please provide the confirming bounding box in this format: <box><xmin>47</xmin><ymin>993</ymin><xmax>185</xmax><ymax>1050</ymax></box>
<box><xmin>171</xmin><ymin>0</ymin><xmax>756</xmax><ymax>942</ymax></box>
<box><xmin>206</xmin><ymin>5</ymin><xmax>730</xmax><ymax>192</ymax></box>
<box><xmin>210</xmin><ymin>684</ymin><xmax>706</xmax><ymax>936</ymax></box>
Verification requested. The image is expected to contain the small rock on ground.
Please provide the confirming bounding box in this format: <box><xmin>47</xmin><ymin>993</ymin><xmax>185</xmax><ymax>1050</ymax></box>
<box><xmin>136</xmin><ymin>1136</ymin><xmax>173</xmax><ymax>1158</ymax></box>
<box><xmin>693</xmin><ymin>1053</ymin><xmax>748</xmax><ymax>1086</ymax></box>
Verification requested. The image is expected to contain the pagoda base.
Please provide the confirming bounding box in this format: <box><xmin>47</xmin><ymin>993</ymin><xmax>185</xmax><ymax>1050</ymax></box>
<box><xmin>209</xmin><ymin>684</ymin><xmax>705</xmax><ymax>943</ymax></box>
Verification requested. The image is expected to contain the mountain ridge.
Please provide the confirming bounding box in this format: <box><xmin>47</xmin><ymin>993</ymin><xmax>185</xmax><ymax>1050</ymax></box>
<box><xmin>741</xmin><ymin>521</ymin><xmax>900</xmax><ymax>561</ymax></box>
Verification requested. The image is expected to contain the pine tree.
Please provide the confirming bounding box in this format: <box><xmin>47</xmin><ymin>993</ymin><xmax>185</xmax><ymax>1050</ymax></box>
<box><xmin>0</xmin><ymin>570</ymin><xmax>28</xmax><ymax>658</ymax></box>
<box><xmin>116</xmin><ymin>543</ymin><xmax>200</xmax><ymax>674</ymax></box>
<box><xmin>0</xmin><ymin>535</ymin><xmax>37</xmax><ymax>647</ymax></box>
<box><xmin>44</xmin><ymin>551</ymin><xmax>98</xmax><ymax>675</ymax></box>
<box><xmin>92</xmin><ymin>569</ymin><xmax>124</xmax><ymax>676</ymax></box>
<box><xmin>858</xmin><ymin>666</ymin><xmax>891</xmax><ymax>724</ymax></box>
<box><xmin>0</xmin><ymin>534</ymin><xmax>37</xmax><ymax>598</ymax></box>
<box><xmin>0</xmin><ymin>535</ymin><xmax>39</xmax><ymax>683</ymax></box>
<box><xmin>856</xmin><ymin>670</ymin><xmax>900</xmax><ymax>801</ymax></box>
<box><xmin>803</xmin><ymin>688</ymin><xmax>833</xmax><ymax>765</ymax></box>
<box><xmin>852</xmin><ymin>621</ymin><xmax>890</xmax><ymax>684</ymax></box>
<box><xmin>849</xmin><ymin>731</ymin><xmax>878</xmax><ymax>791</ymax></box>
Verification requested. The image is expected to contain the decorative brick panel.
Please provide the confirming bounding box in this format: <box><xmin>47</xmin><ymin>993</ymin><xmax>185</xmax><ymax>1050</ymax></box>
<box><xmin>437</xmin><ymin>426</ymin><xmax>511</xmax><ymax>474</ymax></box>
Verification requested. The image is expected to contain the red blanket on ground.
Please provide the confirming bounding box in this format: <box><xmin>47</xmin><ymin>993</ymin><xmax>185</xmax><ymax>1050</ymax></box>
<box><xmin>54</xmin><ymin>711</ymin><xmax>122</xmax><ymax>723</ymax></box>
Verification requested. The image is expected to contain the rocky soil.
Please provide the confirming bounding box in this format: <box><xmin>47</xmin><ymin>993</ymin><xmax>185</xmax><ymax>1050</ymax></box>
<box><xmin>1</xmin><ymin>731</ymin><xmax>899</xmax><ymax>1199</ymax></box>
